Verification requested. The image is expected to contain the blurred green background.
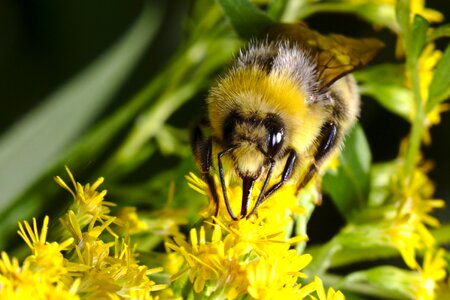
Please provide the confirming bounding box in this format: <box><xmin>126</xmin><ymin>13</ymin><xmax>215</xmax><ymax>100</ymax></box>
<box><xmin>1</xmin><ymin>0</ymin><xmax>449</xmax><ymax>250</ymax></box>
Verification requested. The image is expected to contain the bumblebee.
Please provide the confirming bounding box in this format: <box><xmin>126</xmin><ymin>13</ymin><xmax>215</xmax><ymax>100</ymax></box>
<box><xmin>192</xmin><ymin>23</ymin><xmax>383</xmax><ymax>220</ymax></box>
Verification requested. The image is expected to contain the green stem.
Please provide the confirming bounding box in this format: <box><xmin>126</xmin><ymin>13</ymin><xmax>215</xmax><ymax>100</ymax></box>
<box><xmin>295</xmin><ymin>183</ymin><xmax>320</xmax><ymax>253</ymax></box>
<box><xmin>305</xmin><ymin>236</ymin><xmax>342</xmax><ymax>278</ymax></box>
<box><xmin>295</xmin><ymin>188</ymin><xmax>317</xmax><ymax>253</ymax></box>
<box><xmin>403</xmin><ymin>61</ymin><xmax>425</xmax><ymax>178</ymax></box>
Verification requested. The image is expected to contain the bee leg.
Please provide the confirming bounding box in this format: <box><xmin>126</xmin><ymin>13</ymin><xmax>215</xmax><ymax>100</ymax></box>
<box><xmin>247</xmin><ymin>150</ymin><xmax>297</xmax><ymax>217</ymax></box>
<box><xmin>218</xmin><ymin>147</ymin><xmax>238</xmax><ymax>220</ymax></box>
<box><xmin>241</xmin><ymin>176</ymin><xmax>256</xmax><ymax>217</ymax></box>
<box><xmin>191</xmin><ymin>126</ymin><xmax>220</xmax><ymax>218</ymax></box>
<box><xmin>246</xmin><ymin>159</ymin><xmax>276</xmax><ymax>218</ymax></box>
<box><xmin>297</xmin><ymin>122</ymin><xmax>338</xmax><ymax>192</ymax></box>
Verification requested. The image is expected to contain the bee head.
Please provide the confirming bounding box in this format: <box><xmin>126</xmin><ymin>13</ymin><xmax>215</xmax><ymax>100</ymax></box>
<box><xmin>222</xmin><ymin>110</ymin><xmax>285</xmax><ymax>178</ymax></box>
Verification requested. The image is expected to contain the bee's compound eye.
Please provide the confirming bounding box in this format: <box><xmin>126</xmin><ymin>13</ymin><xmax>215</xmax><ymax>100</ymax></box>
<box><xmin>264</xmin><ymin>115</ymin><xmax>284</xmax><ymax>157</ymax></box>
<box><xmin>223</xmin><ymin>110</ymin><xmax>243</xmax><ymax>147</ymax></box>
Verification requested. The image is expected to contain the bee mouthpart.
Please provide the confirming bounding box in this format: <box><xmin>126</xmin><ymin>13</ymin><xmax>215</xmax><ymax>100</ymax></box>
<box><xmin>218</xmin><ymin>146</ymin><xmax>276</xmax><ymax>220</ymax></box>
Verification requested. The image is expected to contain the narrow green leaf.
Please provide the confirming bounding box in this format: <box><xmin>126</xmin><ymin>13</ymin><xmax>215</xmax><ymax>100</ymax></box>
<box><xmin>267</xmin><ymin>0</ymin><xmax>288</xmax><ymax>21</ymax></box>
<box><xmin>323</xmin><ymin>125</ymin><xmax>371</xmax><ymax>221</ymax></box>
<box><xmin>0</xmin><ymin>5</ymin><xmax>162</xmax><ymax>212</ymax></box>
<box><xmin>345</xmin><ymin>267</ymin><xmax>413</xmax><ymax>299</ymax></box>
<box><xmin>395</xmin><ymin>0</ymin><xmax>410</xmax><ymax>39</ymax></box>
<box><xmin>409</xmin><ymin>15</ymin><xmax>429</xmax><ymax>60</ymax></box>
<box><xmin>426</xmin><ymin>44</ymin><xmax>450</xmax><ymax>112</ymax></box>
<box><xmin>216</xmin><ymin>0</ymin><xmax>275</xmax><ymax>39</ymax></box>
<box><xmin>427</xmin><ymin>23</ymin><xmax>450</xmax><ymax>43</ymax></box>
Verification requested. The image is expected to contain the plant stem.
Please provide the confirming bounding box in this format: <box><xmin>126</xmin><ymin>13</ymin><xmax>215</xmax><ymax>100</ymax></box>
<box><xmin>295</xmin><ymin>186</ymin><xmax>318</xmax><ymax>253</ymax></box>
<box><xmin>305</xmin><ymin>236</ymin><xmax>342</xmax><ymax>278</ymax></box>
<box><xmin>403</xmin><ymin>61</ymin><xmax>425</xmax><ymax>179</ymax></box>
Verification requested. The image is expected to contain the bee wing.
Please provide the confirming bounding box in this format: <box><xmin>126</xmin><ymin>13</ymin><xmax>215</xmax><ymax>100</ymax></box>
<box><xmin>268</xmin><ymin>23</ymin><xmax>384</xmax><ymax>91</ymax></box>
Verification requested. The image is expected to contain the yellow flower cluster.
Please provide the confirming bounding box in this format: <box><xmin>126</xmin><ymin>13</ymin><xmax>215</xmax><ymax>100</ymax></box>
<box><xmin>168</xmin><ymin>174</ymin><xmax>343</xmax><ymax>299</ymax></box>
<box><xmin>412</xmin><ymin>248</ymin><xmax>447</xmax><ymax>300</ymax></box>
<box><xmin>409</xmin><ymin>43</ymin><xmax>449</xmax><ymax>145</ymax></box>
<box><xmin>385</xmin><ymin>163</ymin><xmax>445</xmax><ymax>270</ymax></box>
<box><xmin>354</xmin><ymin>161</ymin><xmax>448</xmax><ymax>298</ymax></box>
<box><xmin>0</xmin><ymin>167</ymin><xmax>166</xmax><ymax>300</ymax></box>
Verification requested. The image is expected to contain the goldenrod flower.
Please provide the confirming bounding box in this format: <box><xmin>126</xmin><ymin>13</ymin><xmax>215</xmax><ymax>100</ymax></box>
<box><xmin>424</xmin><ymin>103</ymin><xmax>450</xmax><ymax>144</ymax></box>
<box><xmin>0</xmin><ymin>249</ymin><xmax>80</xmax><ymax>300</ymax></box>
<box><xmin>0</xmin><ymin>275</ymin><xmax>80</xmax><ymax>299</ymax></box>
<box><xmin>396</xmin><ymin>165</ymin><xmax>444</xmax><ymax>243</ymax></box>
<box><xmin>375</xmin><ymin>161</ymin><xmax>444</xmax><ymax>268</ymax></box>
<box><xmin>385</xmin><ymin>217</ymin><xmax>424</xmax><ymax>269</ymax></box>
<box><xmin>17</xmin><ymin>216</ymin><xmax>73</xmax><ymax>282</ymax></box>
<box><xmin>167</xmin><ymin>225</ymin><xmax>246</xmax><ymax>297</ymax></box>
<box><xmin>55</xmin><ymin>166</ymin><xmax>115</xmax><ymax>229</ymax></box>
<box><xmin>72</xmin><ymin>237</ymin><xmax>166</xmax><ymax>298</ymax></box>
<box><xmin>247</xmin><ymin>252</ymin><xmax>314</xmax><ymax>299</ymax></box>
<box><xmin>393</xmin><ymin>0</ymin><xmax>443</xmax><ymax>57</ymax></box>
<box><xmin>416</xmin><ymin>44</ymin><xmax>442</xmax><ymax>103</ymax></box>
<box><xmin>411</xmin><ymin>43</ymin><xmax>447</xmax><ymax>144</ymax></box>
<box><xmin>411</xmin><ymin>0</ymin><xmax>444</xmax><ymax>23</ymax></box>
<box><xmin>311</xmin><ymin>276</ymin><xmax>345</xmax><ymax>300</ymax></box>
<box><xmin>115</xmin><ymin>206</ymin><xmax>149</xmax><ymax>235</ymax></box>
<box><xmin>186</xmin><ymin>172</ymin><xmax>304</xmax><ymax>226</ymax></box>
<box><xmin>168</xmin><ymin>173</ymin><xmax>337</xmax><ymax>299</ymax></box>
<box><xmin>0</xmin><ymin>167</ymin><xmax>167</xmax><ymax>299</ymax></box>
<box><xmin>167</xmin><ymin>223</ymin><xmax>313</xmax><ymax>299</ymax></box>
<box><xmin>412</xmin><ymin>248</ymin><xmax>447</xmax><ymax>300</ymax></box>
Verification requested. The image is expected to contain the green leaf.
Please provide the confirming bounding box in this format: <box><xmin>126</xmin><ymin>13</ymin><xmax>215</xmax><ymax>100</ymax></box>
<box><xmin>345</xmin><ymin>266</ymin><xmax>413</xmax><ymax>299</ymax></box>
<box><xmin>323</xmin><ymin>125</ymin><xmax>371</xmax><ymax>221</ymax></box>
<box><xmin>0</xmin><ymin>5</ymin><xmax>162</xmax><ymax>214</ymax></box>
<box><xmin>361</xmin><ymin>84</ymin><xmax>413</xmax><ymax>120</ymax></box>
<box><xmin>355</xmin><ymin>63</ymin><xmax>406</xmax><ymax>87</ymax></box>
<box><xmin>216</xmin><ymin>0</ymin><xmax>275</xmax><ymax>39</ymax></box>
<box><xmin>332</xmin><ymin>246</ymin><xmax>399</xmax><ymax>268</ymax></box>
<box><xmin>367</xmin><ymin>162</ymin><xmax>397</xmax><ymax>207</ymax></box>
<box><xmin>395</xmin><ymin>0</ymin><xmax>410</xmax><ymax>39</ymax></box>
<box><xmin>427</xmin><ymin>23</ymin><xmax>450</xmax><ymax>43</ymax></box>
<box><xmin>426</xmin><ymin>44</ymin><xmax>450</xmax><ymax>112</ymax></box>
<box><xmin>409</xmin><ymin>15</ymin><xmax>429</xmax><ymax>60</ymax></box>
<box><xmin>267</xmin><ymin>0</ymin><xmax>288</xmax><ymax>21</ymax></box>
<box><xmin>350</xmin><ymin>3</ymin><xmax>397</xmax><ymax>31</ymax></box>
<box><xmin>355</xmin><ymin>64</ymin><xmax>413</xmax><ymax>120</ymax></box>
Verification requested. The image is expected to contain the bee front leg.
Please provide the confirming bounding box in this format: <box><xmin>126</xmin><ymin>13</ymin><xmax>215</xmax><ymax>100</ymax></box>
<box><xmin>297</xmin><ymin>122</ymin><xmax>338</xmax><ymax>192</ymax></box>
<box><xmin>247</xmin><ymin>149</ymin><xmax>297</xmax><ymax>217</ymax></box>
<box><xmin>191</xmin><ymin>126</ymin><xmax>220</xmax><ymax>218</ymax></box>
<box><xmin>218</xmin><ymin>147</ymin><xmax>238</xmax><ymax>220</ymax></box>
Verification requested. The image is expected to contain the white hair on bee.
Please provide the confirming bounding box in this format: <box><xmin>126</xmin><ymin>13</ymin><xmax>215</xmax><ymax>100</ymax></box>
<box><xmin>234</xmin><ymin>38</ymin><xmax>321</xmax><ymax>103</ymax></box>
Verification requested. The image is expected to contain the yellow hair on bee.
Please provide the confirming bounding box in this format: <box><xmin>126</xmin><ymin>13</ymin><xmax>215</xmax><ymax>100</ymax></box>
<box><xmin>208</xmin><ymin>67</ymin><xmax>328</xmax><ymax>156</ymax></box>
